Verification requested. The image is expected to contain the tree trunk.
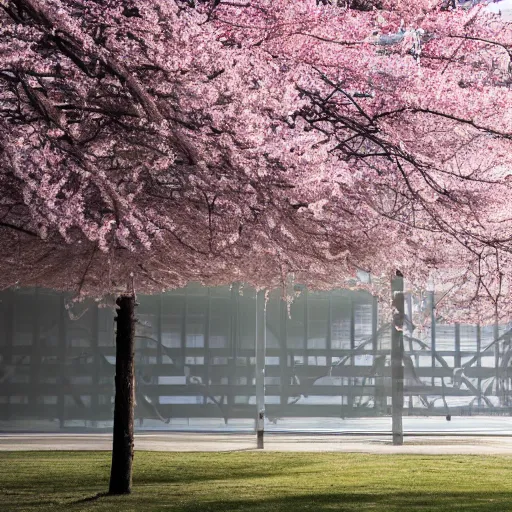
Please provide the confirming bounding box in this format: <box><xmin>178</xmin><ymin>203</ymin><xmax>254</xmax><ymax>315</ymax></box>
<box><xmin>391</xmin><ymin>271</ymin><xmax>404</xmax><ymax>446</ymax></box>
<box><xmin>109</xmin><ymin>295</ymin><xmax>136</xmax><ymax>495</ymax></box>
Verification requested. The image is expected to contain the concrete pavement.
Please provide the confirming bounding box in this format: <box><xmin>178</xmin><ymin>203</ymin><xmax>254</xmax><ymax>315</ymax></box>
<box><xmin>2</xmin><ymin>432</ymin><xmax>512</xmax><ymax>454</ymax></box>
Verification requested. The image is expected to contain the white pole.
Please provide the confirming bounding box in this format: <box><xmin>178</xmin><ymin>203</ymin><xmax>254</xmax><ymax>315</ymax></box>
<box><xmin>255</xmin><ymin>290</ymin><xmax>266</xmax><ymax>449</ymax></box>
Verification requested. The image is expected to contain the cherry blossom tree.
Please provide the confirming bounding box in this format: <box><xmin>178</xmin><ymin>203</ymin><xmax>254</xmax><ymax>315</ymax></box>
<box><xmin>202</xmin><ymin>0</ymin><xmax>512</xmax><ymax>444</ymax></box>
<box><xmin>0</xmin><ymin>0</ymin><xmax>403</xmax><ymax>493</ymax></box>
<box><xmin>3</xmin><ymin>0</ymin><xmax>512</xmax><ymax>492</ymax></box>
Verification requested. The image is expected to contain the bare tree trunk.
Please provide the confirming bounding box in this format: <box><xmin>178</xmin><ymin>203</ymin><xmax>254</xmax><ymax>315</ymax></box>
<box><xmin>391</xmin><ymin>271</ymin><xmax>404</xmax><ymax>446</ymax></box>
<box><xmin>109</xmin><ymin>295</ymin><xmax>135</xmax><ymax>495</ymax></box>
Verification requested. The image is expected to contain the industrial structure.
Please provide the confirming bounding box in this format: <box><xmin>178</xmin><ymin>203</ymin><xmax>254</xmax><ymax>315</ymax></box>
<box><xmin>0</xmin><ymin>285</ymin><xmax>510</xmax><ymax>433</ymax></box>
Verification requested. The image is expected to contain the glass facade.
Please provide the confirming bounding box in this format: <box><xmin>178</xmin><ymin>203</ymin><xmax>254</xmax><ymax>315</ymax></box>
<box><xmin>0</xmin><ymin>285</ymin><xmax>511</xmax><ymax>433</ymax></box>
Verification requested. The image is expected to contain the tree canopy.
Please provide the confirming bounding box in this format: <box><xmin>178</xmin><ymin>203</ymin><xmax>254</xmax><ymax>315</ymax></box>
<box><xmin>209</xmin><ymin>0</ymin><xmax>512</xmax><ymax>321</ymax></box>
<box><xmin>1</xmin><ymin>0</ymin><xmax>512</xmax><ymax>321</ymax></box>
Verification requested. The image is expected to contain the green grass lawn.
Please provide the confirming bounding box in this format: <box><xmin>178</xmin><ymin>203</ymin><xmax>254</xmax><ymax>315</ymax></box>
<box><xmin>1</xmin><ymin>451</ymin><xmax>512</xmax><ymax>511</ymax></box>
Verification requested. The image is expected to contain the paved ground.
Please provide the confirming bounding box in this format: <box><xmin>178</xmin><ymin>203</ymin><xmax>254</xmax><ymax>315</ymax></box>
<box><xmin>2</xmin><ymin>433</ymin><xmax>512</xmax><ymax>454</ymax></box>
<box><xmin>3</xmin><ymin>415</ymin><xmax>512</xmax><ymax>434</ymax></box>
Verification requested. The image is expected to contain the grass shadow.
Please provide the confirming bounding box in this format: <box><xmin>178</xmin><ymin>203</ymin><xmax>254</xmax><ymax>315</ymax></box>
<box><xmin>173</xmin><ymin>491</ymin><xmax>512</xmax><ymax>512</ymax></box>
<box><xmin>70</xmin><ymin>491</ymin><xmax>108</xmax><ymax>504</ymax></box>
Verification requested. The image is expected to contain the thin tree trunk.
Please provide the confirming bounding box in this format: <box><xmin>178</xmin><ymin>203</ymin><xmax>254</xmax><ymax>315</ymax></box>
<box><xmin>109</xmin><ymin>295</ymin><xmax>136</xmax><ymax>495</ymax></box>
<box><xmin>391</xmin><ymin>271</ymin><xmax>404</xmax><ymax>446</ymax></box>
